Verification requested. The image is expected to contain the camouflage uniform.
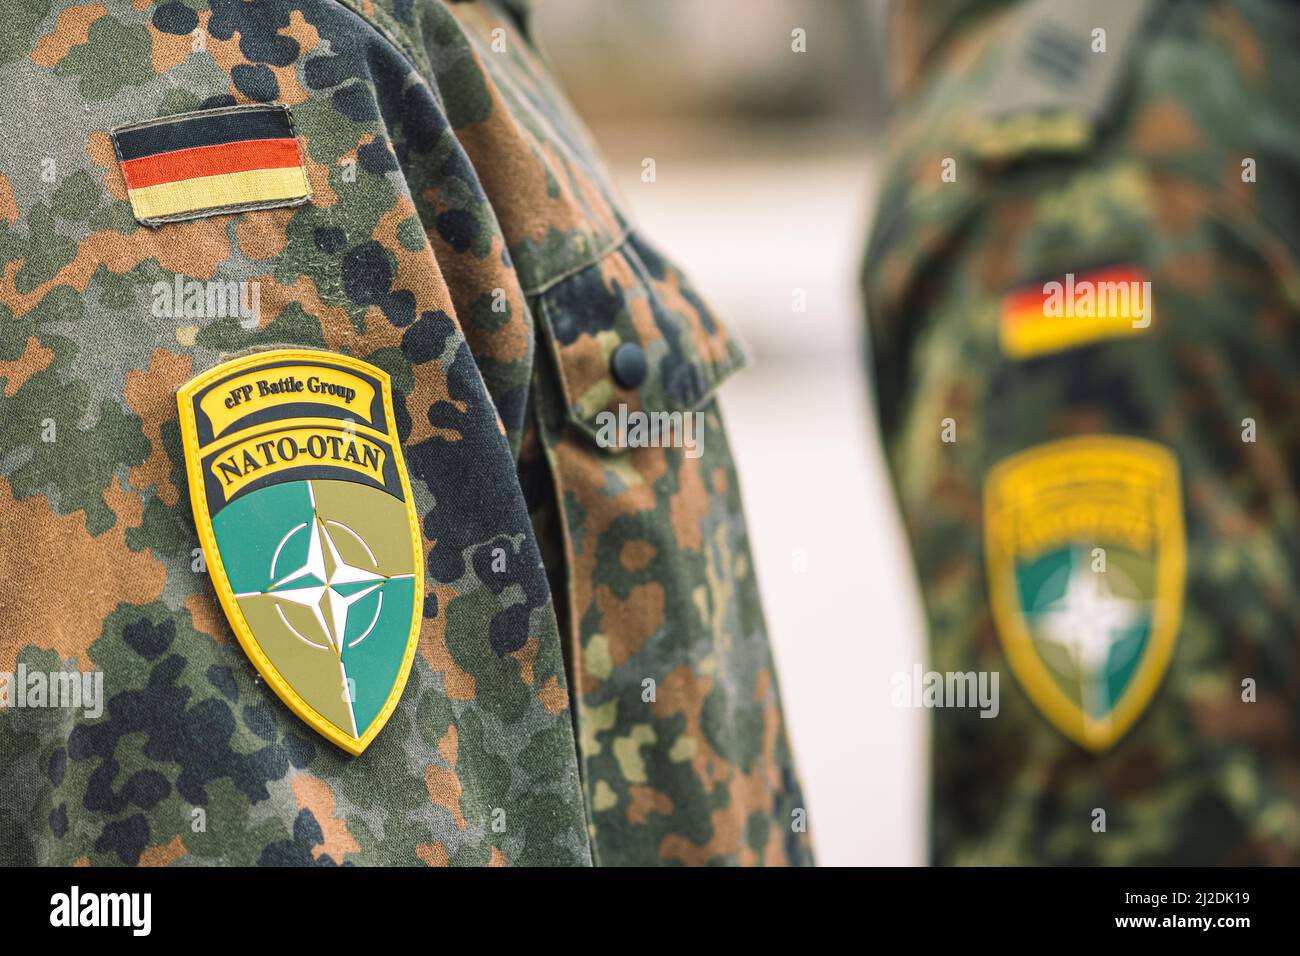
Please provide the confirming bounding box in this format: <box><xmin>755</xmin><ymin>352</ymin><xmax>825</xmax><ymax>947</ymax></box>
<box><xmin>0</xmin><ymin>0</ymin><xmax>811</xmax><ymax>866</ymax></box>
<box><xmin>864</xmin><ymin>0</ymin><xmax>1300</xmax><ymax>864</ymax></box>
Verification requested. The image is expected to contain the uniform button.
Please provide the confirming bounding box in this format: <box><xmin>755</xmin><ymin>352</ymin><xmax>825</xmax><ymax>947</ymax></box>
<box><xmin>610</xmin><ymin>342</ymin><xmax>648</xmax><ymax>389</ymax></box>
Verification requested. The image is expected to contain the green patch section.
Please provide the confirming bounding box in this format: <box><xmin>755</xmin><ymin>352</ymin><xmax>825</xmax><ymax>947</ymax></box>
<box><xmin>13</xmin><ymin>204</ymin><xmax>77</xmax><ymax>294</ymax></box>
<box><xmin>195</xmin><ymin>301</ymin><xmax>327</xmax><ymax>352</ymax></box>
<box><xmin>212</xmin><ymin>481</ymin><xmax>313</xmax><ymax>594</ymax></box>
<box><xmin>51</xmin><ymin>171</ymin><xmax>100</xmax><ymax>221</ymax></box>
<box><xmin>346</xmin><ymin>575</ymin><xmax>415</xmax><ymax>734</ymax></box>
<box><xmin>53</xmin><ymin>16</ymin><xmax>153</xmax><ymax>101</ymax></box>
<box><xmin>1018</xmin><ymin>546</ymin><xmax>1154</xmax><ymax>718</ymax></box>
<box><xmin>0</xmin><ymin>2</ymin><xmax>52</xmax><ymax>67</ymax></box>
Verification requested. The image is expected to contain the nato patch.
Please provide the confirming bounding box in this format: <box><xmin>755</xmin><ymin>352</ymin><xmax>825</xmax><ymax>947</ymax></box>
<box><xmin>984</xmin><ymin>436</ymin><xmax>1184</xmax><ymax>751</ymax></box>
<box><xmin>112</xmin><ymin>103</ymin><xmax>311</xmax><ymax>226</ymax></box>
<box><xmin>177</xmin><ymin>349</ymin><xmax>424</xmax><ymax>755</ymax></box>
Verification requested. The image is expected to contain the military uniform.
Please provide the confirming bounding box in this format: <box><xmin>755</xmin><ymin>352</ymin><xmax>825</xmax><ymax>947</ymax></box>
<box><xmin>0</xmin><ymin>0</ymin><xmax>811</xmax><ymax>866</ymax></box>
<box><xmin>864</xmin><ymin>0</ymin><xmax>1300</xmax><ymax>863</ymax></box>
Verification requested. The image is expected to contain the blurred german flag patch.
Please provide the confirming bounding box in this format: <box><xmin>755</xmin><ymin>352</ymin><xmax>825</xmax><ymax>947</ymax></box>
<box><xmin>112</xmin><ymin>104</ymin><xmax>311</xmax><ymax>227</ymax></box>
<box><xmin>999</xmin><ymin>265</ymin><xmax>1152</xmax><ymax>360</ymax></box>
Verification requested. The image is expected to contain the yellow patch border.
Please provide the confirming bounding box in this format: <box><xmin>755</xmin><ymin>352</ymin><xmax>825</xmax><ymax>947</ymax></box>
<box><xmin>984</xmin><ymin>435</ymin><xmax>1185</xmax><ymax>751</ymax></box>
<box><xmin>177</xmin><ymin>348</ymin><xmax>424</xmax><ymax>756</ymax></box>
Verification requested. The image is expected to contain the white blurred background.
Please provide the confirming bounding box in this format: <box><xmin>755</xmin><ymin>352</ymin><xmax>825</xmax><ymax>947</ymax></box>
<box><xmin>536</xmin><ymin>0</ymin><xmax>929</xmax><ymax>866</ymax></box>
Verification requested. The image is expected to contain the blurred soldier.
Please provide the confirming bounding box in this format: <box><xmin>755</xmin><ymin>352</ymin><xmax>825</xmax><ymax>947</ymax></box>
<box><xmin>0</xmin><ymin>0</ymin><xmax>810</xmax><ymax>866</ymax></box>
<box><xmin>863</xmin><ymin>0</ymin><xmax>1300</xmax><ymax>864</ymax></box>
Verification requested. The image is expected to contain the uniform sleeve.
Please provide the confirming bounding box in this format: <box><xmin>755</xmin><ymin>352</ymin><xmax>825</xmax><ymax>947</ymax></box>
<box><xmin>863</xmin><ymin>0</ymin><xmax>1300</xmax><ymax>864</ymax></box>
<box><xmin>0</xmin><ymin>0</ymin><xmax>590</xmax><ymax>866</ymax></box>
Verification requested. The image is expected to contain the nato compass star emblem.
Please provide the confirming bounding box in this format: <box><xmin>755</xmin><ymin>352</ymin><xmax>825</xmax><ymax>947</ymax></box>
<box><xmin>1033</xmin><ymin>561</ymin><xmax>1149</xmax><ymax>732</ymax></box>
<box><xmin>178</xmin><ymin>350</ymin><xmax>424</xmax><ymax>754</ymax></box>
<box><xmin>984</xmin><ymin>436</ymin><xmax>1185</xmax><ymax>752</ymax></box>
<box><xmin>261</xmin><ymin>505</ymin><xmax>400</xmax><ymax>658</ymax></box>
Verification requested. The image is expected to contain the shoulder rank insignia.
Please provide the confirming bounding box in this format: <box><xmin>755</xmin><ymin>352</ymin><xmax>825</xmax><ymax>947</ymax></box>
<box><xmin>112</xmin><ymin>104</ymin><xmax>311</xmax><ymax>227</ymax></box>
<box><xmin>984</xmin><ymin>435</ymin><xmax>1184</xmax><ymax>751</ymax></box>
<box><xmin>177</xmin><ymin>349</ymin><xmax>423</xmax><ymax>755</ymax></box>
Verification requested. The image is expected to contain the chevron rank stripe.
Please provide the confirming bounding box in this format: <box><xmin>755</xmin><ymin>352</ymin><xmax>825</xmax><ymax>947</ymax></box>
<box><xmin>112</xmin><ymin>104</ymin><xmax>311</xmax><ymax>226</ymax></box>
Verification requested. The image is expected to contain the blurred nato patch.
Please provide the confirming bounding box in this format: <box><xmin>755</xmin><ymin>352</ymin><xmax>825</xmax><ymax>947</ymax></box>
<box><xmin>112</xmin><ymin>103</ymin><xmax>311</xmax><ymax>226</ymax></box>
<box><xmin>984</xmin><ymin>436</ymin><xmax>1184</xmax><ymax>751</ymax></box>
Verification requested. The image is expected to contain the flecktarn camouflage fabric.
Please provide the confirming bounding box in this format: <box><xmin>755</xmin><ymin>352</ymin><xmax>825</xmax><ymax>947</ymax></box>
<box><xmin>864</xmin><ymin>0</ymin><xmax>1300</xmax><ymax>864</ymax></box>
<box><xmin>0</xmin><ymin>0</ymin><xmax>811</xmax><ymax>866</ymax></box>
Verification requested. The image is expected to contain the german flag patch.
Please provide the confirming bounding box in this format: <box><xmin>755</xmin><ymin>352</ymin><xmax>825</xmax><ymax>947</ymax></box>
<box><xmin>999</xmin><ymin>265</ymin><xmax>1152</xmax><ymax>360</ymax></box>
<box><xmin>111</xmin><ymin>104</ymin><xmax>311</xmax><ymax>227</ymax></box>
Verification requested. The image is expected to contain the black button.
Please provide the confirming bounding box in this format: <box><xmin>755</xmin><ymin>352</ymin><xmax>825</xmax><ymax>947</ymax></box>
<box><xmin>610</xmin><ymin>342</ymin><xmax>648</xmax><ymax>389</ymax></box>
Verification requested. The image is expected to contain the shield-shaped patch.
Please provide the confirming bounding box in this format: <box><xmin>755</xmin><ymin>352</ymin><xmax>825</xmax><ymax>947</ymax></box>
<box><xmin>177</xmin><ymin>349</ymin><xmax>423</xmax><ymax>755</ymax></box>
<box><xmin>984</xmin><ymin>435</ymin><xmax>1185</xmax><ymax>751</ymax></box>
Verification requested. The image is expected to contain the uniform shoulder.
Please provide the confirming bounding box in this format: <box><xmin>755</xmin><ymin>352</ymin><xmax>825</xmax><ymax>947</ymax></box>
<box><xmin>330</xmin><ymin>0</ymin><xmax>537</xmax><ymax>78</ymax></box>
